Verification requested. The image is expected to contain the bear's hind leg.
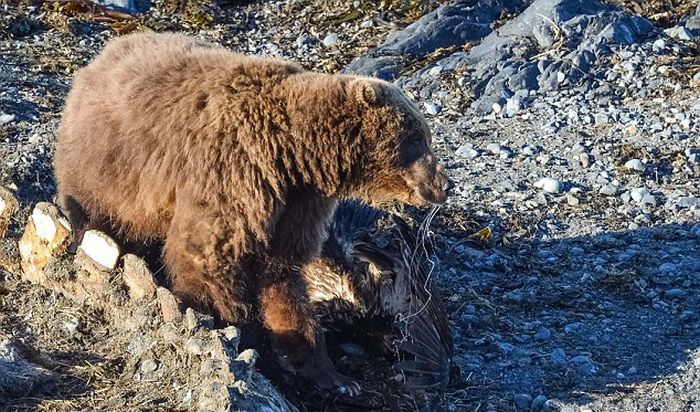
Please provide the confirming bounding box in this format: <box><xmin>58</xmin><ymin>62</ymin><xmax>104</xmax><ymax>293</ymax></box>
<box><xmin>163</xmin><ymin>208</ymin><xmax>252</xmax><ymax>325</ymax></box>
<box><xmin>259</xmin><ymin>265</ymin><xmax>361</xmax><ymax>395</ymax></box>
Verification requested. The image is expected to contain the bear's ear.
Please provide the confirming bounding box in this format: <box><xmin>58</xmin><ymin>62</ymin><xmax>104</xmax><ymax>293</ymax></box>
<box><xmin>351</xmin><ymin>79</ymin><xmax>381</xmax><ymax>107</ymax></box>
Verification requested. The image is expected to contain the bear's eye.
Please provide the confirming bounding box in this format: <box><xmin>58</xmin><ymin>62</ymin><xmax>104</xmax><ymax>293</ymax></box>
<box><xmin>399</xmin><ymin>133</ymin><xmax>426</xmax><ymax>166</ymax></box>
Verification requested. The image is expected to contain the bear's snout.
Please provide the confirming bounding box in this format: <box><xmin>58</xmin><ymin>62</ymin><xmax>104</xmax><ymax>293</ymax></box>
<box><xmin>410</xmin><ymin>160</ymin><xmax>448</xmax><ymax>206</ymax></box>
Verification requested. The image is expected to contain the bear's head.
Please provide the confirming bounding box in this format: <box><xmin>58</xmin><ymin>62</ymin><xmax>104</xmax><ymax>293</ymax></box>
<box><xmin>345</xmin><ymin>77</ymin><xmax>448</xmax><ymax>208</ymax></box>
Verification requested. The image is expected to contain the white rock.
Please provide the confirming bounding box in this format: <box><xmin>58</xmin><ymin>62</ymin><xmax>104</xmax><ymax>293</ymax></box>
<box><xmin>428</xmin><ymin>66</ymin><xmax>443</xmax><ymax>76</ymax></box>
<box><xmin>424</xmin><ymin>102</ymin><xmax>440</xmax><ymax>115</ymax></box>
<box><xmin>535</xmin><ymin>178</ymin><xmax>564</xmax><ymax>194</ymax></box>
<box><xmin>79</xmin><ymin>230</ymin><xmax>120</xmax><ymax>270</ymax></box>
<box><xmin>455</xmin><ymin>145</ymin><xmax>479</xmax><ymax>159</ymax></box>
<box><xmin>32</xmin><ymin>207</ymin><xmax>58</xmax><ymax>242</ymax></box>
<box><xmin>486</xmin><ymin>143</ymin><xmax>502</xmax><ymax>155</ymax></box>
<box><xmin>322</xmin><ymin>33</ymin><xmax>339</xmax><ymax>47</ymax></box>
<box><xmin>624</xmin><ymin>159</ymin><xmax>646</xmax><ymax>171</ymax></box>
<box><xmin>664</xmin><ymin>26</ymin><xmax>693</xmax><ymax>41</ymax></box>
<box><xmin>599</xmin><ymin>184</ymin><xmax>618</xmax><ymax>196</ymax></box>
<box><xmin>630</xmin><ymin>188</ymin><xmax>651</xmax><ymax>203</ymax></box>
<box><xmin>0</xmin><ymin>113</ymin><xmax>15</xmax><ymax>125</ymax></box>
<box><xmin>492</xmin><ymin>102</ymin><xmax>503</xmax><ymax>113</ymax></box>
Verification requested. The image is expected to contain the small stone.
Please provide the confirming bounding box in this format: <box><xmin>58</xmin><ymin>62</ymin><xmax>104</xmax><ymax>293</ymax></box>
<box><xmin>599</xmin><ymin>184</ymin><xmax>618</xmax><ymax>196</ymax></box>
<box><xmin>551</xmin><ymin>348</ymin><xmax>567</xmax><ymax>365</ymax></box>
<box><xmin>653</xmin><ymin>38</ymin><xmax>666</xmax><ymax>49</ymax></box>
<box><xmin>566</xmin><ymin>194</ymin><xmax>580</xmax><ymax>206</ymax></box>
<box><xmin>0</xmin><ymin>113</ymin><xmax>15</xmax><ymax>124</ymax></box>
<box><xmin>157</xmin><ymin>287</ymin><xmax>181</xmax><ymax>323</ymax></box>
<box><xmin>665</xmin><ymin>288</ymin><xmax>685</xmax><ymax>299</ymax></box>
<box><xmin>122</xmin><ymin>254</ymin><xmax>157</xmax><ymax>301</ymax></box>
<box><xmin>522</xmin><ymin>145</ymin><xmax>539</xmax><ymax>156</ymax></box>
<box><xmin>594</xmin><ymin>113</ymin><xmax>609</xmax><ymax>125</ymax></box>
<box><xmin>140</xmin><ymin>359</ymin><xmax>158</xmax><ymax>373</ymax></box>
<box><xmin>487</xmin><ymin>143</ymin><xmax>503</xmax><ymax>155</ymax></box>
<box><xmin>534</xmin><ymin>328</ymin><xmax>551</xmax><ymax>341</ymax></box>
<box><xmin>630</xmin><ymin>188</ymin><xmax>651</xmax><ymax>203</ymax></box>
<box><xmin>624</xmin><ymin>159</ymin><xmax>646</xmax><ymax>171</ymax></box>
<box><xmin>579</xmin><ymin>152</ymin><xmax>591</xmax><ymax>168</ymax></box>
<box><xmin>428</xmin><ymin>66</ymin><xmax>443</xmax><ymax>76</ymax></box>
<box><xmin>514</xmin><ymin>394</ymin><xmax>532</xmax><ymax>409</ymax></box>
<box><xmin>535</xmin><ymin>178</ymin><xmax>564</xmax><ymax>194</ymax></box>
<box><xmin>691</xmin><ymin>224</ymin><xmax>700</xmax><ymax>238</ymax></box>
<box><xmin>664</xmin><ymin>26</ymin><xmax>693</xmax><ymax>41</ymax></box>
<box><xmin>322</xmin><ymin>33</ymin><xmax>339</xmax><ymax>47</ymax></box>
<box><xmin>492</xmin><ymin>102</ymin><xmax>503</xmax><ymax>114</ymax></box>
<box><xmin>531</xmin><ymin>395</ymin><xmax>548</xmax><ymax>411</ymax></box>
<box><xmin>570</xmin><ymin>355</ymin><xmax>597</xmax><ymax>376</ymax></box>
<box><xmin>295</xmin><ymin>35</ymin><xmax>314</xmax><ymax>48</ymax></box>
<box><xmin>78</xmin><ymin>230</ymin><xmax>120</xmax><ymax>271</ymax></box>
<box><xmin>424</xmin><ymin>102</ymin><xmax>440</xmax><ymax>115</ymax></box>
<box><xmin>455</xmin><ymin>145</ymin><xmax>479</xmax><ymax>159</ymax></box>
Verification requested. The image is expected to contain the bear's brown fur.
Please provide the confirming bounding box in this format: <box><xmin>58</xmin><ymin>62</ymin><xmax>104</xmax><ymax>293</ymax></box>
<box><xmin>54</xmin><ymin>32</ymin><xmax>447</xmax><ymax>391</ymax></box>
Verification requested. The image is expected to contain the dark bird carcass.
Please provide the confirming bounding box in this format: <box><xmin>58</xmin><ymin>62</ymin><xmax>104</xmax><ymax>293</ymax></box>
<box><xmin>304</xmin><ymin>201</ymin><xmax>454</xmax><ymax>400</ymax></box>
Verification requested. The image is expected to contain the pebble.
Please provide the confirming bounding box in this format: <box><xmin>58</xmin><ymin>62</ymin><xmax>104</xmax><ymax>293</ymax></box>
<box><xmin>455</xmin><ymin>145</ymin><xmax>479</xmax><ymax>159</ymax></box>
<box><xmin>535</xmin><ymin>178</ymin><xmax>564</xmax><ymax>194</ymax></box>
<box><xmin>531</xmin><ymin>395</ymin><xmax>547</xmax><ymax>411</ymax></box>
<box><xmin>487</xmin><ymin>143</ymin><xmax>504</xmax><ymax>155</ymax></box>
<box><xmin>140</xmin><ymin>359</ymin><xmax>158</xmax><ymax>373</ymax></box>
<box><xmin>630</xmin><ymin>188</ymin><xmax>650</xmax><ymax>203</ymax></box>
<box><xmin>0</xmin><ymin>113</ymin><xmax>14</xmax><ymax>124</ymax></box>
<box><xmin>691</xmin><ymin>224</ymin><xmax>700</xmax><ymax>238</ymax></box>
<box><xmin>322</xmin><ymin>33</ymin><xmax>339</xmax><ymax>47</ymax></box>
<box><xmin>550</xmin><ymin>348</ymin><xmax>567</xmax><ymax>365</ymax></box>
<box><xmin>534</xmin><ymin>327</ymin><xmax>551</xmax><ymax>341</ymax></box>
<box><xmin>594</xmin><ymin>113</ymin><xmax>609</xmax><ymax>125</ymax></box>
<box><xmin>599</xmin><ymin>184</ymin><xmax>618</xmax><ymax>196</ymax></box>
<box><xmin>579</xmin><ymin>152</ymin><xmax>591</xmax><ymax>168</ymax></box>
<box><xmin>428</xmin><ymin>66</ymin><xmax>443</xmax><ymax>76</ymax></box>
<box><xmin>424</xmin><ymin>102</ymin><xmax>441</xmax><ymax>115</ymax></box>
<box><xmin>664</xmin><ymin>26</ymin><xmax>693</xmax><ymax>41</ymax></box>
<box><xmin>514</xmin><ymin>394</ymin><xmax>532</xmax><ymax>409</ymax></box>
<box><xmin>624</xmin><ymin>158</ymin><xmax>646</xmax><ymax>171</ymax></box>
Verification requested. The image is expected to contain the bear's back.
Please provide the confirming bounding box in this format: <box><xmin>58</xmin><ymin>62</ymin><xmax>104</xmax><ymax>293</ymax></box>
<box><xmin>54</xmin><ymin>33</ymin><xmax>304</xmax><ymax>240</ymax></box>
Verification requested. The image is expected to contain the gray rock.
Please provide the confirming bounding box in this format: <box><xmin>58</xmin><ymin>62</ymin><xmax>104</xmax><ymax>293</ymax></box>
<box><xmin>514</xmin><ymin>393</ymin><xmax>533</xmax><ymax>409</ymax></box>
<box><xmin>92</xmin><ymin>0</ymin><xmax>136</xmax><ymax>12</ymax></box>
<box><xmin>535</xmin><ymin>177</ymin><xmax>564</xmax><ymax>194</ymax></box>
<box><xmin>456</xmin><ymin>144</ymin><xmax>480</xmax><ymax>159</ymax></box>
<box><xmin>624</xmin><ymin>158</ymin><xmax>646</xmax><ymax>171</ymax></box>
<box><xmin>595</xmin><ymin>113</ymin><xmax>610</xmax><ymax>125</ymax></box>
<box><xmin>322</xmin><ymin>33</ymin><xmax>339</xmax><ymax>47</ymax></box>
<box><xmin>570</xmin><ymin>355</ymin><xmax>597</xmax><ymax>376</ymax></box>
<box><xmin>0</xmin><ymin>338</ymin><xmax>53</xmax><ymax>397</ymax></box>
<box><xmin>691</xmin><ymin>224</ymin><xmax>700</xmax><ymax>238</ymax></box>
<box><xmin>534</xmin><ymin>327</ymin><xmax>551</xmax><ymax>341</ymax></box>
<box><xmin>630</xmin><ymin>188</ymin><xmax>651</xmax><ymax>203</ymax></box>
<box><xmin>424</xmin><ymin>102</ymin><xmax>441</xmax><ymax>115</ymax></box>
<box><xmin>344</xmin><ymin>0</ymin><xmax>526</xmax><ymax>79</ymax></box>
<box><xmin>531</xmin><ymin>395</ymin><xmax>548</xmax><ymax>411</ymax></box>
<box><xmin>0</xmin><ymin>113</ymin><xmax>14</xmax><ymax>125</ymax></box>
<box><xmin>551</xmin><ymin>348</ymin><xmax>567</xmax><ymax>365</ymax></box>
<box><xmin>600</xmin><ymin>184</ymin><xmax>618</xmax><ymax>196</ymax></box>
<box><xmin>664</xmin><ymin>26</ymin><xmax>694</xmax><ymax>41</ymax></box>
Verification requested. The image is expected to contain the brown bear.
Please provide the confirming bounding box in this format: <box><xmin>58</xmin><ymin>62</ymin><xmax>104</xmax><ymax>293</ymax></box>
<box><xmin>53</xmin><ymin>32</ymin><xmax>447</xmax><ymax>393</ymax></box>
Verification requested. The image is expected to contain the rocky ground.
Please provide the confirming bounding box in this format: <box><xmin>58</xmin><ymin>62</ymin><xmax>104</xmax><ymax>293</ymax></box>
<box><xmin>1</xmin><ymin>0</ymin><xmax>700</xmax><ymax>411</ymax></box>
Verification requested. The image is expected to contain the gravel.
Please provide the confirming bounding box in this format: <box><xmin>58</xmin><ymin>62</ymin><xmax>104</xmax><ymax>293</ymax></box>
<box><xmin>1</xmin><ymin>0</ymin><xmax>699</xmax><ymax>411</ymax></box>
